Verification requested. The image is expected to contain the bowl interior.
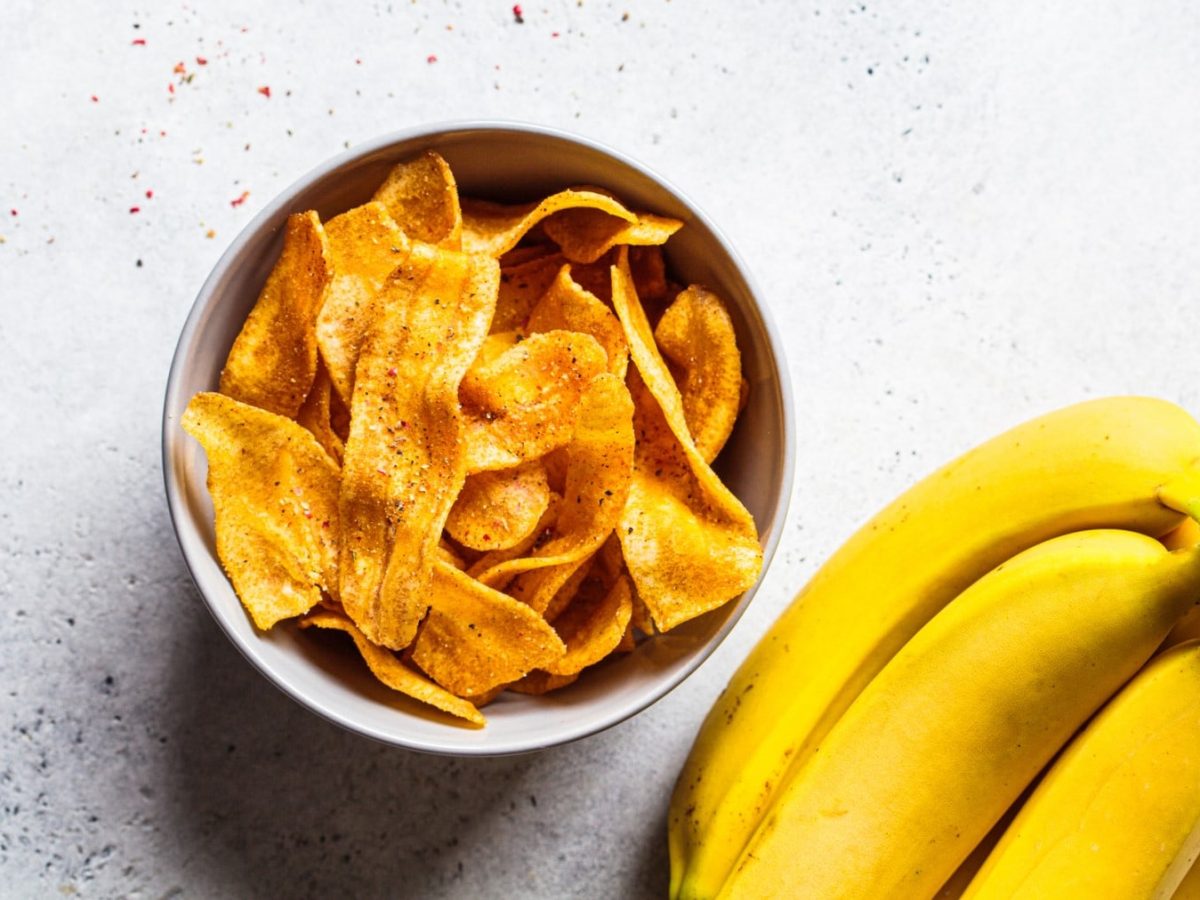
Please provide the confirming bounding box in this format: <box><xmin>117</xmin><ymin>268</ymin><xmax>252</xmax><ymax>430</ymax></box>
<box><xmin>164</xmin><ymin>124</ymin><xmax>793</xmax><ymax>755</ymax></box>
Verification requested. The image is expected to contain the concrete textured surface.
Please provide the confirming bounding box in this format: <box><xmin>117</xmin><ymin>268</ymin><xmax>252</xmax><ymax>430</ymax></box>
<box><xmin>3</xmin><ymin>1</ymin><xmax>1200</xmax><ymax>897</ymax></box>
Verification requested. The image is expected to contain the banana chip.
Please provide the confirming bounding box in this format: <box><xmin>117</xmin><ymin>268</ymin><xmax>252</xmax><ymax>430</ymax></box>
<box><xmin>461</xmin><ymin>330</ymin><xmax>609</xmax><ymax>473</ymax></box>
<box><xmin>220</xmin><ymin>211</ymin><xmax>332</xmax><ymax>416</ymax></box>
<box><xmin>542</xmin><ymin>207</ymin><xmax>683</xmax><ymax>265</ymax></box>
<box><xmin>493</xmin><ymin>252</ymin><xmax>565</xmax><ymax>333</ymax></box>
<box><xmin>484</xmin><ymin>373</ymin><xmax>635</xmax><ymax>615</ymax></box>
<box><xmin>654</xmin><ymin>285</ymin><xmax>743</xmax><ymax>464</ymax></box>
<box><xmin>411</xmin><ymin>560</ymin><xmax>566</xmax><ymax>697</ymax></box>
<box><xmin>527</xmin><ymin>265</ymin><xmax>628</xmax><ymax>378</ymax></box>
<box><xmin>314</xmin><ymin>201</ymin><xmax>410</xmax><ymax>404</ymax></box>
<box><xmin>339</xmin><ymin>245</ymin><xmax>499</xmax><ymax>649</ymax></box>
<box><xmin>461</xmin><ymin>189</ymin><xmax>636</xmax><ymax>258</ymax></box>
<box><xmin>611</xmin><ymin>250</ymin><xmax>762</xmax><ymax>631</ymax></box>
<box><xmin>445</xmin><ymin>462</ymin><xmax>551</xmax><ymax>552</ymax></box>
<box><xmin>469</xmin><ymin>492</ymin><xmax>561</xmax><ymax>586</ymax></box>
<box><xmin>509</xmin><ymin>670</ymin><xmax>580</xmax><ymax>695</ymax></box>
<box><xmin>299</xmin><ymin>609</ymin><xmax>485</xmax><ymax>727</ymax></box>
<box><xmin>296</xmin><ymin>360</ymin><xmax>344</xmax><ymax>464</ymax></box>
<box><xmin>182</xmin><ymin>392</ymin><xmax>340</xmax><ymax>630</ymax></box>
<box><xmin>545</xmin><ymin>575</ymin><xmax>633</xmax><ymax>676</ymax></box>
<box><xmin>371</xmin><ymin>150</ymin><xmax>463</xmax><ymax>248</ymax></box>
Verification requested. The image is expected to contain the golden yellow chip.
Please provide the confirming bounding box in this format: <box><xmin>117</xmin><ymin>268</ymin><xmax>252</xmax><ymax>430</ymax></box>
<box><xmin>314</xmin><ymin>201</ymin><xmax>410</xmax><ymax>404</ymax></box>
<box><xmin>339</xmin><ymin>245</ymin><xmax>499</xmax><ymax>649</ymax></box>
<box><xmin>461</xmin><ymin>190</ymin><xmax>636</xmax><ymax>258</ymax></box>
<box><xmin>468</xmin><ymin>492</ymin><xmax>561</xmax><ymax>587</ymax></box>
<box><xmin>371</xmin><ymin>150</ymin><xmax>463</xmax><ymax>248</ymax></box>
<box><xmin>484</xmin><ymin>373</ymin><xmax>636</xmax><ymax>615</ymax></box>
<box><xmin>445</xmin><ymin>461</ymin><xmax>551</xmax><ymax>551</ymax></box>
<box><xmin>545</xmin><ymin>574</ymin><xmax>633</xmax><ymax>676</ymax></box>
<box><xmin>610</xmin><ymin>249</ymin><xmax>762</xmax><ymax>631</ymax></box>
<box><xmin>541</xmin><ymin>553</ymin><xmax>598</xmax><ymax>623</ymax></box>
<box><xmin>460</xmin><ymin>330</ymin><xmax>609</xmax><ymax>473</ymax></box>
<box><xmin>493</xmin><ymin>252</ymin><xmax>565</xmax><ymax>333</ymax></box>
<box><xmin>410</xmin><ymin>560</ymin><xmax>566</xmax><ymax>697</ymax></box>
<box><xmin>629</xmin><ymin>245</ymin><xmax>669</xmax><ymax>300</ymax></box>
<box><xmin>542</xmin><ymin>207</ymin><xmax>683</xmax><ymax>265</ymax></box>
<box><xmin>654</xmin><ymin>285</ymin><xmax>743</xmax><ymax>463</ymax></box>
<box><xmin>295</xmin><ymin>360</ymin><xmax>344</xmax><ymax>464</ymax></box>
<box><xmin>182</xmin><ymin>392</ymin><xmax>340</xmax><ymax>630</ymax></box>
<box><xmin>299</xmin><ymin>609</ymin><xmax>485</xmax><ymax>727</ymax></box>
<box><xmin>527</xmin><ymin>265</ymin><xmax>629</xmax><ymax>378</ymax></box>
<box><xmin>220</xmin><ymin>211</ymin><xmax>332</xmax><ymax>416</ymax></box>
<box><xmin>499</xmin><ymin>244</ymin><xmax>559</xmax><ymax>268</ymax></box>
<box><xmin>509</xmin><ymin>670</ymin><xmax>580</xmax><ymax>695</ymax></box>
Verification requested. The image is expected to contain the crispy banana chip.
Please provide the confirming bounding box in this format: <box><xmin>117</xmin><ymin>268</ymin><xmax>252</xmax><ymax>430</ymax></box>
<box><xmin>314</xmin><ymin>201</ymin><xmax>411</xmax><ymax>404</ymax></box>
<box><xmin>541</xmin><ymin>554</ymin><xmax>598</xmax><ymax>623</ymax></box>
<box><xmin>509</xmin><ymin>670</ymin><xmax>579</xmax><ymax>695</ymax></box>
<box><xmin>493</xmin><ymin>252</ymin><xmax>565</xmax><ymax>333</ymax></box>
<box><xmin>220</xmin><ymin>211</ymin><xmax>332</xmax><ymax>416</ymax></box>
<box><xmin>461</xmin><ymin>190</ymin><xmax>636</xmax><ymax>258</ymax></box>
<box><xmin>296</xmin><ymin>360</ymin><xmax>344</xmax><ymax>464</ymax></box>
<box><xmin>371</xmin><ymin>150</ymin><xmax>463</xmax><ymax>248</ymax></box>
<box><xmin>411</xmin><ymin>561</ymin><xmax>566</xmax><ymax>697</ymax></box>
<box><xmin>629</xmin><ymin>245</ymin><xmax>669</xmax><ymax>300</ymax></box>
<box><xmin>654</xmin><ymin>285</ymin><xmax>743</xmax><ymax>463</ymax></box>
<box><xmin>485</xmin><ymin>373</ymin><xmax>636</xmax><ymax>615</ymax></box>
<box><xmin>545</xmin><ymin>575</ymin><xmax>633</xmax><ymax>676</ymax></box>
<box><xmin>611</xmin><ymin>249</ymin><xmax>762</xmax><ymax>631</ymax></box>
<box><xmin>182</xmin><ymin>392</ymin><xmax>339</xmax><ymax>630</ymax></box>
<box><xmin>460</xmin><ymin>331</ymin><xmax>609</xmax><ymax>473</ymax></box>
<box><xmin>527</xmin><ymin>265</ymin><xmax>628</xmax><ymax>378</ymax></box>
<box><xmin>339</xmin><ymin>245</ymin><xmax>499</xmax><ymax>649</ymax></box>
<box><xmin>542</xmin><ymin>206</ymin><xmax>683</xmax><ymax>265</ymax></box>
<box><xmin>499</xmin><ymin>244</ymin><xmax>559</xmax><ymax>268</ymax></box>
<box><xmin>299</xmin><ymin>609</ymin><xmax>485</xmax><ymax>727</ymax></box>
<box><xmin>445</xmin><ymin>462</ymin><xmax>551</xmax><ymax>551</ymax></box>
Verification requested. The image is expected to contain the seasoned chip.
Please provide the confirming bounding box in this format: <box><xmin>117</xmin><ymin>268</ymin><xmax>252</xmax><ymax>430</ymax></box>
<box><xmin>493</xmin><ymin>252</ymin><xmax>565</xmax><ymax>333</ymax></box>
<box><xmin>410</xmin><ymin>561</ymin><xmax>566</xmax><ymax>697</ymax></box>
<box><xmin>314</xmin><ymin>201</ymin><xmax>411</xmax><ymax>404</ymax></box>
<box><xmin>542</xmin><ymin>206</ymin><xmax>683</xmax><ymax>265</ymax></box>
<box><xmin>182</xmin><ymin>392</ymin><xmax>339</xmax><ymax>630</ymax></box>
<box><xmin>654</xmin><ymin>285</ymin><xmax>743</xmax><ymax>463</ymax></box>
<box><xmin>629</xmin><ymin>245</ymin><xmax>669</xmax><ymax>300</ymax></box>
<box><xmin>545</xmin><ymin>575</ymin><xmax>633</xmax><ymax>676</ymax></box>
<box><xmin>295</xmin><ymin>360</ymin><xmax>344</xmax><ymax>464</ymax></box>
<box><xmin>445</xmin><ymin>462</ymin><xmax>551</xmax><ymax>551</ymax></box>
<box><xmin>509</xmin><ymin>670</ymin><xmax>580</xmax><ymax>695</ymax></box>
<box><xmin>541</xmin><ymin>554</ymin><xmax>598</xmax><ymax>623</ymax></box>
<box><xmin>527</xmin><ymin>265</ymin><xmax>629</xmax><ymax>378</ymax></box>
<box><xmin>484</xmin><ymin>373</ymin><xmax>636</xmax><ymax>615</ymax></box>
<box><xmin>469</xmin><ymin>492</ymin><xmax>561</xmax><ymax>587</ymax></box>
<box><xmin>299</xmin><ymin>609</ymin><xmax>485</xmax><ymax>726</ymax></box>
<box><xmin>371</xmin><ymin>150</ymin><xmax>463</xmax><ymax>248</ymax></box>
<box><xmin>220</xmin><ymin>211</ymin><xmax>332</xmax><ymax>416</ymax></box>
<box><xmin>339</xmin><ymin>245</ymin><xmax>499</xmax><ymax>649</ymax></box>
<box><xmin>460</xmin><ymin>330</ymin><xmax>609</xmax><ymax>473</ymax></box>
<box><xmin>611</xmin><ymin>249</ymin><xmax>762</xmax><ymax>631</ymax></box>
<box><xmin>499</xmin><ymin>244</ymin><xmax>559</xmax><ymax>268</ymax></box>
<box><xmin>461</xmin><ymin>190</ymin><xmax>636</xmax><ymax>258</ymax></box>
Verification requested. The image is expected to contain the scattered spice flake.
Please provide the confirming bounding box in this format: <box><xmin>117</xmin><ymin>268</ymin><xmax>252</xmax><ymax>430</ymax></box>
<box><xmin>257</xmin><ymin>85</ymin><xmax>271</xmax><ymax>98</ymax></box>
<box><xmin>168</xmin><ymin>83</ymin><xmax>175</xmax><ymax>94</ymax></box>
<box><xmin>90</xmin><ymin>95</ymin><xmax>99</xmax><ymax>102</ymax></box>
<box><xmin>173</xmin><ymin>61</ymin><xmax>186</xmax><ymax>74</ymax></box>
<box><xmin>551</xmin><ymin>30</ymin><xmax>560</xmax><ymax>37</ymax></box>
<box><xmin>512</xmin><ymin>4</ymin><xmax>524</xmax><ymax>23</ymax></box>
<box><xmin>206</xmin><ymin>229</ymin><xmax>216</xmax><ymax>239</ymax></box>
<box><xmin>10</xmin><ymin>209</ymin><xmax>17</xmax><ymax>217</ymax></box>
<box><xmin>230</xmin><ymin>190</ymin><xmax>250</xmax><ymax>208</ymax></box>
<box><xmin>145</xmin><ymin>189</ymin><xmax>154</xmax><ymax>199</ymax></box>
<box><xmin>129</xmin><ymin>206</ymin><xmax>141</xmax><ymax>214</ymax></box>
<box><xmin>355</xmin><ymin>57</ymin><xmax>362</xmax><ymax>64</ymax></box>
<box><xmin>427</xmin><ymin>54</ymin><xmax>438</xmax><ymax>63</ymax></box>
<box><xmin>132</xmin><ymin>38</ymin><xmax>146</xmax><ymax>45</ymax></box>
<box><xmin>195</xmin><ymin>55</ymin><xmax>207</xmax><ymax>65</ymax></box>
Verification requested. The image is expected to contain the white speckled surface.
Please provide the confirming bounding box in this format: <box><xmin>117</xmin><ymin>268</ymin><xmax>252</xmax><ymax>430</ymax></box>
<box><xmin>3</xmin><ymin>1</ymin><xmax>1200</xmax><ymax>897</ymax></box>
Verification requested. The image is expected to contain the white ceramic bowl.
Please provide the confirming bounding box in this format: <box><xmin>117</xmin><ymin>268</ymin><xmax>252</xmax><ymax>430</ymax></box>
<box><xmin>163</xmin><ymin>121</ymin><xmax>795</xmax><ymax>755</ymax></box>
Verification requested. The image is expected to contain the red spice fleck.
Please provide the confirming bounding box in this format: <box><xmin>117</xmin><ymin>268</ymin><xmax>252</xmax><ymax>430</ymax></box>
<box><xmin>551</xmin><ymin>30</ymin><xmax>560</xmax><ymax>37</ymax></box>
<box><xmin>387</xmin><ymin>367</ymin><xmax>397</xmax><ymax>377</ymax></box>
<box><xmin>168</xmin><ymin>83</ymin><xmax>175</xmax><ymax>94</ymax></box>
<box><xmin>303</xmin><ymin>510</ymin><xmax>312</xmax><ymax>519</ymax></box>
<box><xmin>129</xmin><ymin>206</ymin><xmax>141</xmax><ymax>214</ymax></box>
<box><xmin>355</xmin><ymin>57</ymin><xmax>362</xmax><ymax>65</ymax></box>
<box><xmin>90</xmin><ymin>95</ymin><xmax>99</xmax><ymax>103</ymax></box>
<box><xmin>231</xmin><ymin>190</ymin><xmax>250</xmax><ymax>208</ymax></box>
<box><xmin>195</xmin><ymin>55</ymin><xmax>208</xmax><ymax>65</ymax></box>
<box><xmin>512</xmin><ymin>4</ymin><xmax>524</xmax><ymax>23</ymax></box>
<box><xmin>9</xmin><ymin>209</ymin><xmax>17</xmax><ymax>217</ymax></box>
<box><xmin>376</xmin><ymin>467</ymin><xmax>388</xmax><ymax>476</ymax></box>
<box><xmin>159</xmin><ymin>130</ymin><xmax>167</xmax><ymax>137</ymax></box>
<box><xmin>427</xmin><ymin>54</ymin><xmax>438</xmax><ymax>63</ymax></box>
<box><xmin>131</xmin><ymin>38</ymin><xmax>146</xmax><ymax>46</ymax></box>
<box><xmin>257</xmin><ymin>85</ymin><xmax>271</xmax><ymax>98</ymax></box>
<box><xmin>173</xmin><ymin>61</ymin><xmax>186</xmax><ymax>74</ymax></box>
<box><xmin>145</xmin><ymin>189</ymin><xmax>154</xmax><ymax>199</ymax></box>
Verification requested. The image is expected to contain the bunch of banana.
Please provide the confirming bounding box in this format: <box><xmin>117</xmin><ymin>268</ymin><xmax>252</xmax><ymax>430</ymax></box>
<box><xmin>670</xmin><ymin>396</ymin><xmax>1200</xmax><ymax>899</ymax></box>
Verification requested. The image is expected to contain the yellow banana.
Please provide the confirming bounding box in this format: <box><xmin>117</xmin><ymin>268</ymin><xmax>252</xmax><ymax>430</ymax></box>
<box><xmin>718</xmin><ymin>531</ymin><xmax>1200</xmax><ymax>899</ymax></box>
<box><xmin>1163</xmin><ymin>519</ymin><xmax>1200</xmax><ymax>647</ymax></box>
<box><xmin>962</xmin><ymin>639</ymin><xmax>1200</xmax><ymax>900</ymax></box>
<box><xmin>671</xmin><ymin>397</ymin><xmax>1200</xmax><ymax>898</ymax></box>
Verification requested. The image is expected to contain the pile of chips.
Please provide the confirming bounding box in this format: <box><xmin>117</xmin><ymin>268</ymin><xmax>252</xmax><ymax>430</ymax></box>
<box><xmin>183</xmin><ymin>151</ymin><xmax>763</xmax><ymax>727</ymax></box>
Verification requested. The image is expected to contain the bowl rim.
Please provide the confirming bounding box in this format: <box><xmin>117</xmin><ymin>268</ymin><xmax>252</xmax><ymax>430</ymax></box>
<box><xmin>162</xmin><ymin>118</ymin><xmax>796</xmax><ymax>756</ymax></box>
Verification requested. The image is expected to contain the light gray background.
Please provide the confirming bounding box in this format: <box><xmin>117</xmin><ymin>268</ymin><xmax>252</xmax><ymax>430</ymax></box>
<box><xmin>3</xmin><ymin>1</ymin><xmax>1199</xmax><ymax>897</ymax></box>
